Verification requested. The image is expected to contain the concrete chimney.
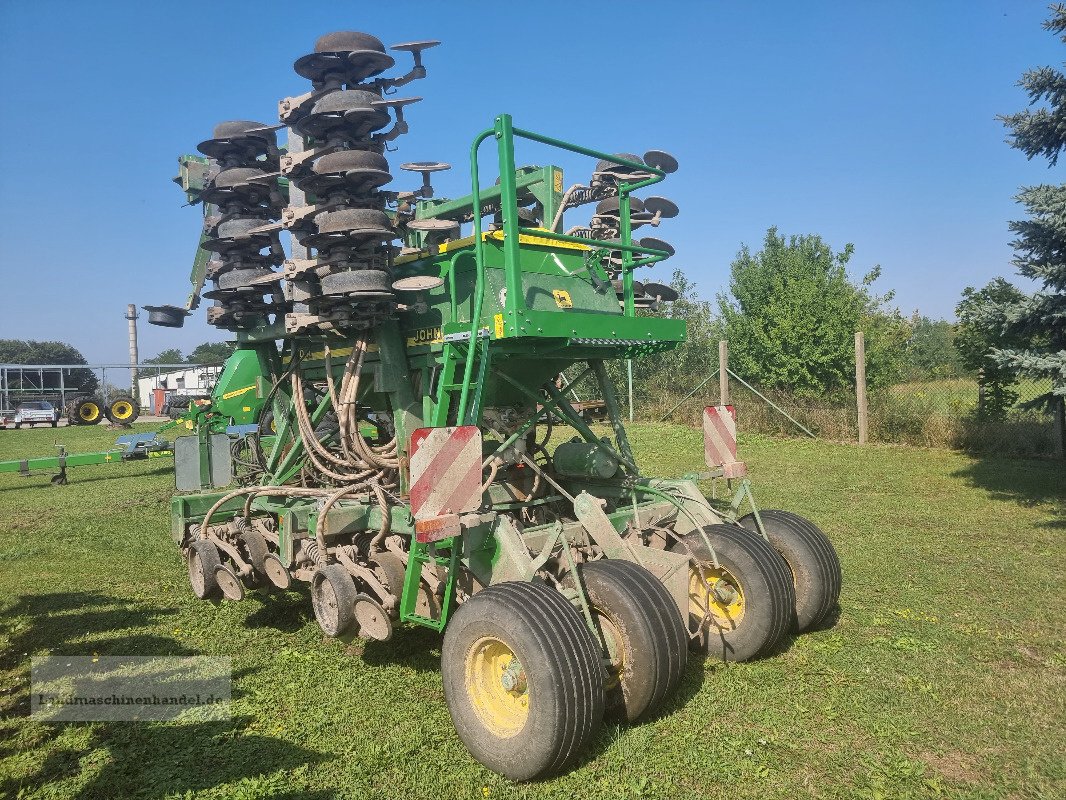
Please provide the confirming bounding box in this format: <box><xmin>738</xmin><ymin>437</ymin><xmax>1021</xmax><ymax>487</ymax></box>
<box><xmin>126</xmin><ymin>304</ymin><xmax>139</xmax><ymax>401</ymax></box>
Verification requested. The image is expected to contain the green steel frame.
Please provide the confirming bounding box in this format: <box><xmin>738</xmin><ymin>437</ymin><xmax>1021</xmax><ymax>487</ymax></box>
<box><xmin>172</xmin><ymin>114</ymin><xmax>749</xmax><ymax>634</ymax></box>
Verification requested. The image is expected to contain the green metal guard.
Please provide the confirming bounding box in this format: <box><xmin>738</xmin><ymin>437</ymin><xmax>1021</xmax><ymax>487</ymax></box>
<box><xmin>447</xmin><ymin>114</ymin><xmax>673</xmax><ymax>426</ymax></box>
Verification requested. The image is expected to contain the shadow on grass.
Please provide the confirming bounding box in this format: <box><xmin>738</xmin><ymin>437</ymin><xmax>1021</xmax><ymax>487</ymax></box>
<box><xmin>243</xmin><ymin>586</ymin><xmax>313</xmax><ymax>633</ymax></box>
<box><xmin>1</xmin><ymin>717</ymin><xmax>330</xmax><ymax>800</ymax></box>
<box><xmin>361</xmin><ymin>625</ymin><xmax>443</xmax><ymax>673</ymax></box>
<box><xmin>0</xmin><ymin>590</ymin><xmax>330</xmax><ymax>799</ymax></box>
<box><xmin>569</xmin><ymin>649</ymin><xmax>712</xmax><ymax>774</ymax></box>
<box><xmin>952</xmin><ymin>456</ymin><xmax>1066</xmax><ymax>527</ymax></box>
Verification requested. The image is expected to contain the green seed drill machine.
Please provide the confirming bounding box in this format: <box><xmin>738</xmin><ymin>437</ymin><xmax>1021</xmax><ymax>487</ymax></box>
<box><xmin>145</xmin><ymin>31</ymin><xmax>841</xmax><ymax>780</ymax></box>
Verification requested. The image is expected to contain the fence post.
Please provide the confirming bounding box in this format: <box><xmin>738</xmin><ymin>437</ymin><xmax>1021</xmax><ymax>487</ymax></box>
<box><xmin>1055</xmin><ymin>397</ymin><xmax>1065</xmax><ymax>459</ymax></box>
<box><xmin>855</xmin><ymin>331</ymin><xmax>868</xmax><ymax>445</ymax></box>
<box><xmin>719</xmin><ymin>340</ymin><xmax>729</xmax><ymax>405</ymax></box>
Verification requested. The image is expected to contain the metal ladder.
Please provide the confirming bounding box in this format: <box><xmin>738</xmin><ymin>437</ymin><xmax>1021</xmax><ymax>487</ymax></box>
<box><xmin>399</xmin><ymin>537</ymin><xmax>461</xmax><ymax>631</ymax></box>
<box><xmin>429</xmin><ymin>332</ymin><xmax>492</xmax><ymax>428</ymax></box>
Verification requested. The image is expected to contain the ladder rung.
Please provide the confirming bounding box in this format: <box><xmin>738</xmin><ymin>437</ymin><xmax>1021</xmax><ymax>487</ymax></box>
<box><xmin>404</xmin><ymin>613</ymin><xmax>445</xmax><ymax>631</ymax></box>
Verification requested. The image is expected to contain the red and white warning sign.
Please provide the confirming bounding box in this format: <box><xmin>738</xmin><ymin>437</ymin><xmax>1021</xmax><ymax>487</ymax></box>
<box><xmin>408</xmin><ymin>425</ymin><xmax>484</xmax><ymax>522</ymax></box>
<box><xmin>704</xmin><ymin>405</ymin><xmax>747</xmax><ymax>478</ymax></box>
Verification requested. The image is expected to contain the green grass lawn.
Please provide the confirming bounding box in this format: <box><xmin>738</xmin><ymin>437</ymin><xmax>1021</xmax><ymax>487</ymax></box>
<box><xmin>0</xmin><ymin>422</ymin><xmax>1063</xmax><ymax>799</ymax></box>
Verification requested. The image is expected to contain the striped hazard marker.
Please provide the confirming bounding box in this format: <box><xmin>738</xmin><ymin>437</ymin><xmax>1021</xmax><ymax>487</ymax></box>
<box><xmin>408</xmin><ymin>425</ymin><xmax>484</xmax><ymax>525</ymax></box>
<box><xmin>704</xmin><ymin>405</ymin><xmax>747</xmax><ymax>478</ymax></box>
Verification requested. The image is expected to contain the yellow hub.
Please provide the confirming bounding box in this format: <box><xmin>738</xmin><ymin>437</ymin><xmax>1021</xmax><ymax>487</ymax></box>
<box><xmin>464</xmin><ymin>636</ymin><xmax>529</xmax><ymax>737</ymax></box>
<box><xmin>689</xmin><ymin>564</ymin><xmax>745</xmax><ymax>629</ymax></box>
<box><xmin>78</xmin><ymin>402</ymin><xmax>100</xmax><ymax>422</ymax></box>
<box><xmin>110</xmin><ymin>401</ymin><xmax>134</xmax><ymax>420</ymax></box>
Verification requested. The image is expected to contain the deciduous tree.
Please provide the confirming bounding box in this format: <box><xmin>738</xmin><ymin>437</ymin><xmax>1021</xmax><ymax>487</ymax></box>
<box><xmin>718</xmin><ymin>228</ymin><xmax>904</xmax><ymax>396</ymax></box>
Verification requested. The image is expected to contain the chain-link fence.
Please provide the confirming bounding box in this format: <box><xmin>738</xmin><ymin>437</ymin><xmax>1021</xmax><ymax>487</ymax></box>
<box><xmin>641</xmin><ymin>347</ymin><xmax>1062</xmax><ymax>457</ymax></box>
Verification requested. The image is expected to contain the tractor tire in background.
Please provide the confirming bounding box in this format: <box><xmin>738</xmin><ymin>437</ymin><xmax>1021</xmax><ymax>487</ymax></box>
<box><xmin>258</xmin><ymin>409</ymin><xmax>276</xmax><ymax>436</ymax></box>
<box><xmin>69</xmin><ymin>397</ymin><xmax>104</xmax><ymax>425</ymax></box>
<box><xmin>669</xmin><ymin>524</ymin><xmax>795</xmax><ymax>662</ymax></box>
<box><xmin>442</xmin><ymin>581</ymin><xmax>604</xmax><ymax>781</ymax></box>
<box><xmin>580</xmin><ymin>559</ymin><xmax>688</xmax><ymax>722</ymax></box>
<box><xmin>740</xmin><ymin>510</ymin><xmax>841</xmax><ymax>632</ymax></box>
<box><xmin>105</xmin><ymin>395</ymin><xmax>139</xmax><ymax>425</ymax></box>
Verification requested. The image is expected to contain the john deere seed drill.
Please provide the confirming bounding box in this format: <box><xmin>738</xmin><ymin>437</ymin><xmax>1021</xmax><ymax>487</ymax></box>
<box><xmin>147</xmin><ymin>32</ymin><xmax>841</xmax><ymax>780</ymax></box>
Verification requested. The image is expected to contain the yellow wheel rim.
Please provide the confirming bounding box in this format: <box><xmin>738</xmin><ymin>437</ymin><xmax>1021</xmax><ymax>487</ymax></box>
<box><xmin>689</xmin><ymin>564</ymin><xmax>745</xmax><ymax>629</ymax></box>
<box><xmin>111</xmin><ymin>401</ymin><xmax>134</xmax><ymax>420</ymax></box>
<box><xmin>464</xmin><ymin>636</ymin><xmax>529</xmax><ymax>737</ymax></box>
<box><xmin>78</xmin><ymin>402</ymin><xmax>100</xmax><ymax>422</ymax></box>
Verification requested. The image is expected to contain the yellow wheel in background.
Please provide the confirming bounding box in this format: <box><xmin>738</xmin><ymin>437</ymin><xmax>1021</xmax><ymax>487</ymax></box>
<box><xmin>669</xmin><ymin>524</ymin><xmax>795</xmax><ymax>662</ymax></box>
<box><xmin>105</xmin><ymin>395</ymin><xmax>139</xmax><ymax>424</ymax></box>
<box><xmin>110</xmin><ymin>400</ymin><xmax>134</xmax><ymax>420</ymax></box>
<box><xmin>75</xmin><ymin>400</ymin><xmax>102</xmax><ymax>424</ymax></box>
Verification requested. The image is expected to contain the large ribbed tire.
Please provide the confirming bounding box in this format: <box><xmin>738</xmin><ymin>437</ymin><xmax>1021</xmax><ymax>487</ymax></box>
<box><xmin>740</xmin><ymin>510</ymin><xmax>841</xmax><ymax>632</ymax></box>
<box><xmin>105</xmin><ymin>395</ymin><xmax>139</xmax><ymax>424</ymax></box>
<box><xmin>442</xmin><ymin>581</ymin><xmax>604</xmax><ymax>781</ymax></box>
<box><xmin>581</xmin><ymin>559</ymin><xmax>687</xmax><ymax>722</ymax></box>
<box><xmin>669</xmin><ymin>524</ymin><xmax>794</xmax><ymax>662</ymax></box>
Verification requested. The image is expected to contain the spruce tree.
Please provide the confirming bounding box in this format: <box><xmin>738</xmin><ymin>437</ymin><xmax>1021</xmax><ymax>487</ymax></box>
<box><xmin>995</xmin><ymin>5</ymin><xmax>1066</xmax><ymax>420</ymax></box>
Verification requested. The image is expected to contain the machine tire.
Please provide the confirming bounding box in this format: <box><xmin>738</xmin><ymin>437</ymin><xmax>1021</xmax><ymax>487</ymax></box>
<box><xmin>319</xmin><ymin>269</ymin><xmax>391</xmax><ymax>296</ymax></box>
<box><xmin>311</xmin><ymin>563</ymin><xmax>358</xmax><ymax>637</ymax></box>
<box><xmin>187</xmin><ymin>540</ymin><xmax>222</xmax><ymax>600</ymax></box>
<box><xmin>369</xmin><ymin>551</ymin><xmax>406</xmax><ymax>618</ymax></box>
<box><xmin>669</xmin><ymin>524</ymin><xmax>795</xmax><ymax>662</ymax></box>
<box><xmin>105</xmin><ymin>395</ymin><xmax>139</xmax><ymax>424</ymax></box>
<box><xmin>442</xmin><ymin>581</ymin><xmax>604</xmax><ymax>781</ymax></box>
<box><xmin>740</xmin><ymin>510</ymin><xmax>841</xmax><ymax>632</ymax></box>
<box><xmin>216</xmin><ymin>267</ymin><xmax>275</xmax><ymax>291</ymax></box>
<box><xmin>580</xmin><ymin>559</ymin><xmax>688</xmax><ymax>722</ymax></box>
<box><xmin>72</xmin><ymin>398</ymin><xmax>103</xmax><ymax>425</ymax></box>
<box><xmin>258</xmin><ymin>409</ymin><xmax>276</xmax><ymax>436</ymax></box>
<box><xmin>238</xmin><ymin>530</ymin><xmax>270</xmax><ymax>585</ymax></box>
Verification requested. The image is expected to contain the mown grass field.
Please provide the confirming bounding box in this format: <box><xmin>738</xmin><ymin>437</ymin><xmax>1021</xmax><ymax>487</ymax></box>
<box><xmin>0</xmin><ymin>422</ymin><xmax>1063</xmax><ymax>799</ymax></box>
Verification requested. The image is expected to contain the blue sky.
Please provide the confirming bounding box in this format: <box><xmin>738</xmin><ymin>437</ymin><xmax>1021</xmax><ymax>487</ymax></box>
<box><xmin>0</xmin><ymin>1</ymin><xmax>1059</xmax><ymax>364</ymax></box>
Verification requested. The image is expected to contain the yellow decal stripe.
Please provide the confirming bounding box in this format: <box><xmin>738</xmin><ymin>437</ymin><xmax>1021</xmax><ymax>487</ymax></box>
<box><xmin>221</xmin><ymin>384</ymin><xmax>256</xmax><ymax>400</ymax></box>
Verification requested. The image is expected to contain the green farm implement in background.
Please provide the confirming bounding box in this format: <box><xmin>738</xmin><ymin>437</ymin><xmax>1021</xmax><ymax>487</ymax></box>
<box><xmin>0</xmin><ymin>347</ymin><xmax>270</xmax><ymax>484</ymax></box>
<box><xmin>136</xmin><ymin>31</ymin><xmax>841</xmax><ymax>780</ymax></box>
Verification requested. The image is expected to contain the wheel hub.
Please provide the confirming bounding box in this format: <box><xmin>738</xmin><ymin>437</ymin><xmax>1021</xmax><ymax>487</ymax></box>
<box><xmin>689</xmin><ymin>564</ymin><xmax>745</xmax><ymax>627</ymax></box>
<box><xmin>465</xmin><ymin>637</ymin><xmax>530</xmax><ymax>736</ymax></box>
